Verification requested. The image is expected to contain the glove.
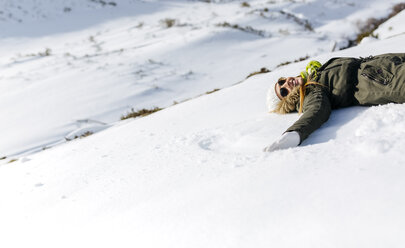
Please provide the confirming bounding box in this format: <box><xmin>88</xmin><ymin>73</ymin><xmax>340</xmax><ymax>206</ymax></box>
<box><xmin>263</xmin><ymin>131</ymin><xmax>300</xmax><ymax>152</ymax></box>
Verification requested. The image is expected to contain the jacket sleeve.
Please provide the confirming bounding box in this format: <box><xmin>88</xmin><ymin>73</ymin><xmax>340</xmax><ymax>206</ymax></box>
<box><xmin>285</xmin><ymin>86</ymin><xmax>331</xmax><ymax>144</ymax></box>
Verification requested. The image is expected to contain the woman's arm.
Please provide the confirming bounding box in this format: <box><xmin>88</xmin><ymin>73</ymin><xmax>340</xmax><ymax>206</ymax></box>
<box><xmin>286</xmin><ymin>86</ymin><xmax>332</xmax><ymax>144</ymax></box>
<box><xmin>264</xmin><ymin>86</ymin><xmax>331</xmax><ymax>152</ymax></box>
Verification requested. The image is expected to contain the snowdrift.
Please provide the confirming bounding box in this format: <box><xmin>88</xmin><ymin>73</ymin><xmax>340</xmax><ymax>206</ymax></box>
<box><xmin>1</xmin><ymin>1</ymin><xmax>405</xmax><ymax>247</ymax></box>
<box><xmin>1</xmin><ymin>0</ymin><xmax>404</xmax><ymax>157</ymax></box>
<box><xmin>2</xmin><ymin>33</ymin><xmax>405</xmax><ymax>248</ymax></box>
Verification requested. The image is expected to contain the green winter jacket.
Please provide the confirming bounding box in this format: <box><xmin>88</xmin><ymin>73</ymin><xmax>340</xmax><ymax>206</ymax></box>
<box><xmin>286</xmin><ymin>53</ymin><xmax>405</xmax><ymax>143</ymax></box>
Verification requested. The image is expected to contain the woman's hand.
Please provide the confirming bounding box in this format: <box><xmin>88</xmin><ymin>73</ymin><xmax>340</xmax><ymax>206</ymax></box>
<box><xmin>263</xmin><ymin>131</ymin><xmax>300</xmax><ymax>152</ymax></box>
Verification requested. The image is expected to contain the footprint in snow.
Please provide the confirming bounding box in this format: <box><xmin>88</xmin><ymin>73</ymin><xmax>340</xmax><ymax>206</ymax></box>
<box><xmin>198</xmin><ymin>136</ymin><xmax>217</xmax><ymax>151</ymax></box>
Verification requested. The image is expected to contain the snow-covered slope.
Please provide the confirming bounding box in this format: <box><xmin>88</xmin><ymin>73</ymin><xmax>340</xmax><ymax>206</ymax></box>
<box><xmin>1</xmin><ymin>0</ymin><xmax>403</xmax><ymax>157</ymax></box>
<box><xmin>2</xmin><ymin>1</ymin><xmax>405</xmax><ymax>247</ymax></box>
<box><xmin>2</xmin><ymin>13</ymin><xmax>405</xmax><ymax>248</ymax></box>
<box><xmin>374</xmin><ymin>7</ymin><xmax>405</xmax><ymax>39</ymax></box>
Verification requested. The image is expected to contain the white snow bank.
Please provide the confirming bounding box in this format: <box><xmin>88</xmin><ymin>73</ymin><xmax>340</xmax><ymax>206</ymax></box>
<box><xmin>2</xmin><ymin>1</ymin><xmax>405</xmax><ymax>247</ymax></box>
<box><xmin>2</xmin><ymin>33</ymin><xmax>405</xmax><ymax>247</ymax></box>
<box><xmin>374</xmin><ymin>9</ymin><xmax>405</xmax><ymax>40</ymax></box>
<box><xmin>1</xmin><ymin>0</ymin><xmax>403</xmax><ymax>158</ymax></box>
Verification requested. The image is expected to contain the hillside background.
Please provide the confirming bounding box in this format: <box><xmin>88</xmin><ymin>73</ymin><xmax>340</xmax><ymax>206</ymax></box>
<box><xmin>1</xmin><ymin>1</ymin><xmax>405</xmax><ymax>247</ymax></box>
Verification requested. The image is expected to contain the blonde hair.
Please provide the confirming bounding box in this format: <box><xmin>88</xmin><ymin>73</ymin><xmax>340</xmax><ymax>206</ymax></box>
<box><xmin>273</xmin><ymin>81</ymin><xmax>325</xmax><ymax>114</ymax></box>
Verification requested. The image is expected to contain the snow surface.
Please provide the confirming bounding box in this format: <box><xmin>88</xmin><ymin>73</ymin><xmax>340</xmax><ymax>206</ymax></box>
<box><xmin>1</xmin><ymin>1</ymin><xmax>405</xmax><ymax>247</ymax></box>
<box><xmin>1</xmin><ymin>0</ymin><xmax>404</xmax><ymax>157</ymax></box>
<box><xmin>374</xmin><ymin>8</ymin><xmax>405</xmax><ymax>39</ymax></box>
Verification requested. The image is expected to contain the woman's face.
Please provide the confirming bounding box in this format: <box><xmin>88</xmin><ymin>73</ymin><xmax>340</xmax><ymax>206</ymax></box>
<box><xmin>275</xmin><ymin>76</ymin><xmax>303</xmax><ymax>100</ymax></box>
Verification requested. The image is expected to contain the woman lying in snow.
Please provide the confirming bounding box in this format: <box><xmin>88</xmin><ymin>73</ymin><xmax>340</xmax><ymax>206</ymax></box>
<box><xmin>264</xmin><ymin>53</ymin><xmax>405</xmax><ymax>152</ymax></box>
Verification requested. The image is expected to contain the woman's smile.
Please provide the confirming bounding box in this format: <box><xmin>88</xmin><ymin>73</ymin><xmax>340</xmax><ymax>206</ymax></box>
<box><xmin>275</xmin><ymin>76</ymin><xmax>303</xmax><ymax>99</ymax></box>
<box><xmin>288</xmin><ymin>77</ymin><xmax>302</xmax><ymax>88</ymax></box>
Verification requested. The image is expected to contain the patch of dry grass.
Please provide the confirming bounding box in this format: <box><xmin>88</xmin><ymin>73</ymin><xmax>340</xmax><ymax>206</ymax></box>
<box><xmin>276</xmin><ymin>55</ymin><xmax>309</xmax><ymax>68</ymax></box>
<box><xmin>206</xmin><ymin>88</ymin><xmax>220</xmax><ymax>94</ymax></box>
<box><xmin>121</xmin><ymin>107</ymin><xmax>162</xmax><ymax>120</ymax></box>
<box><xmin>353</xmin><ymin>3</ymin><xmax>405</xmax><ymax>45</ymax></box>
<box><xmin>246</xmin><ymin>67</ymin><xmax>271</xmax><ymax>78</ymax></box>
<box><xmin>216</xmin><ymin>22</ymin><xmax>268</xmax><ymax>37</ymax></box>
